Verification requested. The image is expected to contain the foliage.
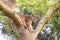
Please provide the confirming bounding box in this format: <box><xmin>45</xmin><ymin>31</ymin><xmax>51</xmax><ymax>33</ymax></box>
<box><xmin>0</xmin><ymin>11</ymin><xmax>20</xmax><ymax>40</ymax></box>
<box><xmin>16</xmin><ymin>0</ymin><xmax>56</xmax><ymax>13</ymax></box>
<box><xmin>46</xmin><ymin>8</ymin><xmax>60</xmax><ymax>40</ymax></box>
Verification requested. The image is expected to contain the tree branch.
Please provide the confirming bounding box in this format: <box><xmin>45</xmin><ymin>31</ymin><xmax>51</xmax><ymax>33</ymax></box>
<box><xmin>35</xmin><ymin>2</ymin><xmax>60</xmax><ymax>38</ymax></box>
<box><xmin>0</xmin><ymin>1</ymin><xmax>23</xmax><ymax>27</ymax></box>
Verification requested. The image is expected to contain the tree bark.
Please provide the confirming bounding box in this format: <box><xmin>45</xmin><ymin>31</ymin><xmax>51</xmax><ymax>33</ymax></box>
<box><xmin>0</xmin><ymin>1</ymin><xmax>60</xmax><ymax>40</ymax></box>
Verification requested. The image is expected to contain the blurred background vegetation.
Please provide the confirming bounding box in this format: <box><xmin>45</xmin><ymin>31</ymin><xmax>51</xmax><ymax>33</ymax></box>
<box><xmin>0</xmin><ymin>0</ymin><xmax>60</xmax><ymax>40</ymax></box>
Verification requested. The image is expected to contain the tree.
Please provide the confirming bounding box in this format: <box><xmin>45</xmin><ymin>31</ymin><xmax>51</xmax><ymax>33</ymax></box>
<box><xmin>0</xmin><ymin>0</ymin><xmax>60</xmax><ymax>40</ymax></box>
